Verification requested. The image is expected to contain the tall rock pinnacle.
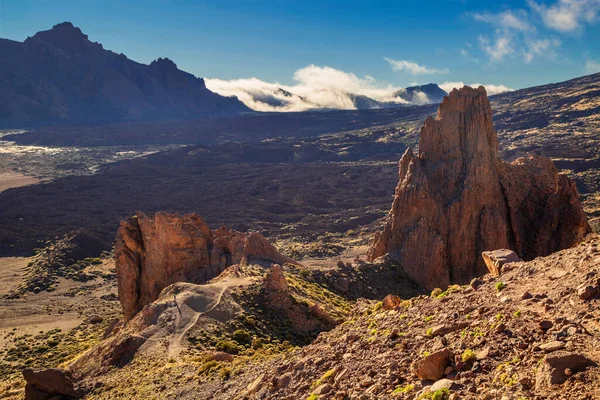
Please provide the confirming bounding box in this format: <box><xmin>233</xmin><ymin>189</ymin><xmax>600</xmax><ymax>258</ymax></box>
<box><xmin>368</xmin><ymin>86</ymin><xmax>590</xmax><ymax>289</ymax></box>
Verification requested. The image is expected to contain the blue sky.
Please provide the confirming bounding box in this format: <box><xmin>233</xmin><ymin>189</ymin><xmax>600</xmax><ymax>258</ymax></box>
<box><xmin>1</xmin><ymin>0</ymin><xmax>599</xmax><ymax>108</ymax></box>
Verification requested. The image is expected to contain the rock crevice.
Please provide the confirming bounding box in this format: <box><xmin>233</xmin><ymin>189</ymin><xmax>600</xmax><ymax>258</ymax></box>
<box><xmin>368</xmin><ymin>86</ymin><xmax>590</xmax><ymax>289</ymax></box>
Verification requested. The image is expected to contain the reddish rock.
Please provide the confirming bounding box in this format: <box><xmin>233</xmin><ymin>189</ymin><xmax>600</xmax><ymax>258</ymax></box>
<box><xmin>382</xmin><ymin>294</ymin><xmax>402</xmax><ymax>310</ymax></box>
<box><xmin>412</xmin><ymin>348</ymin><xmax>452</xmax><ymax>380</ymax></box>
<box><xmin>264</xmin><ymin>264</ymin><xmax>292</xmax><ymax>309</ymax></box>
<box><xmin>482</xmin><ymin>249</ymin><xmax>521</xmax><ymax>276</ymax></box>
<box><xmin>535</xmin><ymin>351</ymin><xmax>596</xmax><ymax>389</ymax></box>
<box><xmin>368</xmin><ymin>86</ymin><xmax>590</xmax><ymax>289</ymax></box>
<box><xmin>115</xmin><ymin>211</ymin><xmax>295</xmax><ymax>321</ymax></box>
<box><xmin>22</xmin><ymin>368</ymin><xmax>85</xmax><ymax>399</ymax></box>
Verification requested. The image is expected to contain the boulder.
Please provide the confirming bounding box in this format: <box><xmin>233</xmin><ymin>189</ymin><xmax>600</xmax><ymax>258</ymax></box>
<box><xmin>368</xmin><ymin>86</ymin><xmax>590</xmax><ymax>289</ymax></box>
<box><xmin>115</xmin><ymin>212</ymin><xmax>296</xmax><ymax>320</ymax></box>
<box><xmin>481</xmin><ymin>249</ymin><xmax>521</xmax><ymax>276</ymax></box>
<box><xmin>22</xmin><ymin>368</ymin><xmax>85</xmax><ymax>399</ymax></box>
<box><xmin>412</xmin><ymin>348</ymin><xmax>452</xmax><ymax>380</ymax></box>
<box><xmin>535</xmin><ymin>351</ymin><xmax>596</xmax><ymax>390</ymax></box>
<box><xmin>382</xmin><ymin>294</ymin><xmax>402</xmax><ymax>310</ymax></box>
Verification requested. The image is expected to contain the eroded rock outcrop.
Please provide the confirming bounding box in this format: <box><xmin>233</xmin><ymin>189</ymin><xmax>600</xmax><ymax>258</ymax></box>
<box><xmin>115</xmin><ymin>211</ymin><xmax>295</xmax><ymax>320</ymax></box>
<box><xmin>22</xmin><ymin>368</ymin><xmax>85</xmax><ymax>399</ymax></box>
<box><xmin>368</xmin><ymin>86</ymin><xmax>590</xmax><ymax>289</ymax></box>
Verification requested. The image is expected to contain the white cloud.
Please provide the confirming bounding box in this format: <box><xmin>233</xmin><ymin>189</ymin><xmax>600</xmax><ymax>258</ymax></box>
<box><xmin>439</xmin><ymin>82</ymin><xmax>513</xmax><ymax>96</ymax></box>
<box><xmin>471</xmin><ymin>10</ymin><xmax>533</xmax><ymax>31</ymax></box>
<box><xmin>529</xmin><ymin>0</ymin><xmax>600</xmax><ymax>32</ymax></box>
<box><xmin>206</xmin><ymin>65</ymin><xmax>412</xmax><ymax>112</ymax></box>
<box><xmin>586</xmin><ymin>60</ymin><xmax>600</xmax><ymax>73</ymax></box>
<box><xmin>523</xmin><ymin>38</ymin><xmax>561</xmax><ymax>63</ymax></box>
<box><xmin>470</xmin><ymin>6</ymin><xmax>571</xmax><ymax>64</ymax></box>
<box><xmin>384</xmin><ymin>58</ymin><xmax>449</xmax><ymax>75</ymax></box>
<box><xmin>479</xmin><ymin>35</ymin><xmax>514</xmax><ymax>63</ymax></box>
<box><xmin>206</xmin><ymin>64</ymin><xmax>514</xmax><ymax>112</ymax></box>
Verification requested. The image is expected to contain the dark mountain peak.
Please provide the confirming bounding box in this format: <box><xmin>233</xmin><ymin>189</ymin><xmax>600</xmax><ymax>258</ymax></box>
<box><xmin>28</xmin><ymin>21</ymin><xmax>100</xmax><ymax>52</ymax></box>
<box><xmin>0</xmin><ymin>22</ymin><xmax>249</xmax><ymax>125</ymax></box>
<box><xmin>394</xmin><ymin>83</ymin><xmax>447</xmax><ymax>104</ymax></box>
<box><xmin>150</xmin><ymin>57</ymin><xmax>178</xmax><ymax>70</ymax></box>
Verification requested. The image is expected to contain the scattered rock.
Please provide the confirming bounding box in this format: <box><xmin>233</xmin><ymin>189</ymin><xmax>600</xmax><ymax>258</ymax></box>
<box><xmin>430</xmin><ymin>322</ymin><xmax>469</xmax><ymax>336</ymax></box>
<box><xmin>577</xmin><ymin>284</ymin><xmax>596</xmax><ymax>300</ymax></box>
<box><xmin>413</xmin><ymin>348</ymin><xmax>452</xmax><ymax>380</ymax></box>
<box><xmin>314</xmin><ymin>383</ymin><xmax>332</xmax><ymax>395</ymax></box>
<box><xmin>540</xmin><ymin>341</ymin><xmax>566</xmax><ymax>352</ymax></box>
<box><xmin>539</xmin><ymin>320</ymin><xmax>554</xmax><ymax>331</ymax></box>
<box><xmin>86</xmin><ymin>315</ymin><xmax>103</xmax><ymax>324</ymax></box>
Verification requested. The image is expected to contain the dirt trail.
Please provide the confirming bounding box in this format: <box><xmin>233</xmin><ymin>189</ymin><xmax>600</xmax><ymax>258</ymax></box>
<box><xmin>167</xmin><ymin>276</ymin><xmax>255</xmax><ymax>356</ymax></box>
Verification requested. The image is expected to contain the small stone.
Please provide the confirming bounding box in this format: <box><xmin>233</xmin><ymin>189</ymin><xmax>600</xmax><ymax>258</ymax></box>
<box><xmin>476</xmin><ymin>347</ymin><xmax>490</xmax><ymax>360</ymax></box>
<box><xmin>360</xmin><ymin>378</ymin><xmax>373</xmax><ymax>388</ymax></box>
<box><xmin>470</xmin><ymin>278</ymin><xmax>483</xmax><ymax>290</ymax></box>
<box><xmin>86</xmin><ymin>315</ymin><xmax>103</xmax><ymax>324</ymax></box>
<box><xmin>577</xmin><ymin>285</ymin><xmax>596</xmax><ymax>300</ymax></box>
<box><xmin>539</xmin><ymin>320</ymin><xmax>553</xmax><ymax>330</ymax></box>
<box><xmin>412</xmin><ymin>348</ymin><xmax>452</xmax><ymax>381</ymax></box>
<box><xmin>444</xmin><ymin>366</ymin><xmax>454</xmax><ymax>375</ymax></box>
<box><xmin>314</xmin><ymin>383</ymin><xmax>332</xmax><ymax>395</ymax></box>
<box><xmin>564</xmin><ymin>368</ymin><xmax>572</xmax><ymax>377</ymax></box>
<box><xmin>540</xmin><ymin>341</ymin><xmax>565</xmax><ymax>352</ymax></box>
<box><xmin>495</xmin><ymin>323</ymin><xmax>506</xmax><ymax>333</ymax></box>
<box><xmin>430</xmin><ymin>378</ymin><xmax>459</xmax><ymax>391</ymax></box>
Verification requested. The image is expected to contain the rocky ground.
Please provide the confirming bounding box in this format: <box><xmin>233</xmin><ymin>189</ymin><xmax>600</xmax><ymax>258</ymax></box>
<box><xmin>229</xmin><ymin>235</ymin><xmax>600</xmax><ymax>400</ymax></box>
<box><xmin>0</xmin><ymin>255</ymin><xmax>120</xmax><ymax>398</ymax></box>
<box><xmin>6</xmin><ymin>234</ymin><xmax>600</xmax><ymax>399</ymax></box>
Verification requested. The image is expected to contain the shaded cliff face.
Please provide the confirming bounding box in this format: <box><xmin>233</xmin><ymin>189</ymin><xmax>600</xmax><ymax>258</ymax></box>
<box><xmin>0</xmin><ymin>22</ymin><xmax>249</xmax><ymax>126</ymax></box>
<box><xmin>368</xmin><ymin>86</ymin><xmax>590</xmax><ymax>289</ymax></box>
<box><xmin>115</xmin><ymin>211</ymin><xmax>295</xmax><ymax>321</ymax></box>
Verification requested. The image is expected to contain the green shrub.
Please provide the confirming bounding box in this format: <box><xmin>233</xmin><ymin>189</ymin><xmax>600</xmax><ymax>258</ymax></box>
<box><xmin>393</xmin><ymin>384</ymin><xmax>415</xmax><ymax>393</ymax></box>
<box><xmin>462</xmin><ymin>348</ymin><xmax>476</xmax><ymax>363</ymax></box>
<box><xmin>232</xmin><ymin>329</ymin><xmax>251</xmax><ymax>344</ymax></box>
<box><xmin>495</xmin><ymin>282</ymin><xmax>506</xmax><ymax>291</ymax></box>
<box><xmin>215</xmin><ymin>340</ymin><xmax>240</xmax><ymax>354</ymax></box>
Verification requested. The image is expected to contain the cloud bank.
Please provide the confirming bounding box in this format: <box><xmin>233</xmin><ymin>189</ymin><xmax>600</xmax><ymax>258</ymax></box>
<box><xmin>384</xmin><ymin>58</ymin><xmax>449</xmax><ymax>75</ymax></box>
<box><xmin>205</xmin><ymin>65</ymin><xmax>511</xmax><ymax>112</ymax></box>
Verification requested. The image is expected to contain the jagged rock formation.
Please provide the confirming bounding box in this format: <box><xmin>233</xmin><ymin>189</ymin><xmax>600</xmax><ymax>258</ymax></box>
<box><xmin>368</xmin><ymin>86</ymin><xmax>590</xmax><ymax>289</ymax></box>
<box><xmin>0</xmin><ymin>22</ymin><xmax>248</xmax><ymax>126</ymax></box>
<box><xmin>115</xmin><ymin>211</ymin><xmax>295</xmax><ymax>321</ymax></box>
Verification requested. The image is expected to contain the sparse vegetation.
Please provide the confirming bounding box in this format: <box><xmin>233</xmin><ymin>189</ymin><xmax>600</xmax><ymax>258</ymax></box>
<box><xmin>462</xmin><ymin>348</ymin><xmax>476</xmax><ymax>363</ymax></box>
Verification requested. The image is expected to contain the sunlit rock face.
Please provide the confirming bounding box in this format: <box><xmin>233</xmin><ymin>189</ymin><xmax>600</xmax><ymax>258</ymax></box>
<box><xmin>368</xmin><ymin>86</ymin><xmax>590</xmax><ymax>289</ymax></box>
<box><xmin>115</xmin><ymin>211</ymin><xmax>294</xmax><ymax>321</ymax></box>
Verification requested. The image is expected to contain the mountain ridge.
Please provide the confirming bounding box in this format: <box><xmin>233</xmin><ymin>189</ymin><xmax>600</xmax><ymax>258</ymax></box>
<box><xmin>0</xmin><ymin>22</ymin><xmax>250</xmax><ymax>127</ymax></box>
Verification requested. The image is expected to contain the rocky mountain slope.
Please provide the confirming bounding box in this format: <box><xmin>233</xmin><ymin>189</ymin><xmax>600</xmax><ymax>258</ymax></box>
<box><xmin>368</xmin><ymin>86</ymin><xmax>589</xmax><ymax>289</ymax></box>
<box><xmin>0</xmin><ymin>22</ymin><xmax>249</xmax><ymax>127</ymax></box>
<box><xmin>8</xmin><ymin>87</ymin><xmax>597</xmax><ymax>400</ymax></box>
